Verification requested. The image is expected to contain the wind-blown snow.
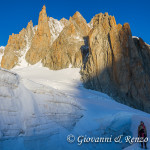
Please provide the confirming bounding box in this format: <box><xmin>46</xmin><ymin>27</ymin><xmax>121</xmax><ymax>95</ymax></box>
<box><xmin>88</xmin><ymin>18</ymin><xmax>93</xmax><ymax>29</ymax></box>
<box><xmin>0</xmin><ymin>46</ymin><xmax>5</xmax><ymax>50</ymax></box>
<box><xmin>48</xmin><ymin>17</ymin><xmax>64</xmax><ymax>44</ymax></box>
<box><xmin>132</xmin><ymin>36</ymin><xmax>150</xmax><ymax>48</ymax></box>
<box><xmin>0</xmin><ymin>46</ymin><xmax>5</xmax><ymax>65</ymax></box>
<box><xmin>0</xmin><ymin>65</ymin><xmax>150</xmax><ymax>150</ymax></box>
<box><xmin>132</xmin><ymin>36</ymin><xmax>139</xmax><ymax>39</ymax></box>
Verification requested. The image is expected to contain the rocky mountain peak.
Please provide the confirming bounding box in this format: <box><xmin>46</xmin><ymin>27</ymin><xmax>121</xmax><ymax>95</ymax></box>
<box><xmin>25</xmin><ymin>5</ymin><xmax>51</xmax><ymax>65</ymax></box>
<box><xmin>1</xmin><ymin>20</ymin><xmax>36</xmax><ymax>69</ymax></box>
<box><xmin>26</xmin><ymin>20</ymin><xmax>33</xmax><ymax>31</ymax></box>
<box><xmin>1</xmin><ymin>7</ymin><xmax>150</xmax><ymax>113</ymax></box>
<box><xmin>37</xmin><ymin>5</ymin><xmax>50</xmax><ymax>35</ymax></box>
<box><xmin>42</xmin><ymin>11</ymin><xmax>90</xmax><ymax>70</ymax></box>
<box><xmin>1</xmin><ymin>5</ymin><xmax>67</xmax><ymax>69</ymax></box>
<box><xmin>81</xmin><ymin>12</ymin><xmax>150</xmax><ymax>113</ymax></box>
<box><xmin>26</xmin><ymin>20</ymin><xmax>34</xmax><ymax>44</ymax></box>
<box><xmin>70</xmin><ymin>11</ymin><xmax>90</xmax><ymax>35</ymax></box>
<box><xmin>40</xmin><ymin>5</ymin><xmax>46</xmax><ymax>15</ymax></box>
<box><xmin>60</xmin><ymin>18</ymin><xmax>68</xmax><ymax>26</ymax></box>
<box><xmin>71</xmin><ymin>11</ymin><xmax>82</xmax><ymax>19</ymax></box>
<box><xmin>92</xmin><ymin>12</ymin><xmax>116</xmax><ymax>32</ymax></box>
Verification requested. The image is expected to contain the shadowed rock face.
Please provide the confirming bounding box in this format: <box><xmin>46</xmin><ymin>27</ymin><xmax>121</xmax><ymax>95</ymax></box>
<box><xmin>25</xmin><ymin>5</ymin><xmax>51</xmax><ymax>65</ymax></box>
<box><xmin>42</xmin><ymin>11</ymin><xmax>90</xmax><ymax>70</ymax></box>
<box><xmin>81</xmin><ymin>12</ymin><xmax>150</xmax><ymax>113</ymax></box>
<box><xmin>1</xmin><ymin>21</ymin><xmax>34</xmax><ymax>69</ymax></box>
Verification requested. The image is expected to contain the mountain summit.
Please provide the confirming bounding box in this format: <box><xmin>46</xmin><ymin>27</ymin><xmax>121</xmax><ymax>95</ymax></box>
<box><xmin>1</xmin><ymin>5</ymin><xmax>150</xmax><ymax>113</ymax></box>
<box><xmin>1</xmin><ymin>5</ymin><xmax>66</xmax><ymax>69</ymax></box>
<box><xmin>42</xmin><ymin>11</ymin><xmax>90</xmax><ymax>70</ymax></box>
<box><xmin>81</xmin><ymin>13</ymin><xmax>150</xmax><ymax>113</ymax></box>
<box><xmin>25</xmin><ymin>5</ymin><xmax>51</xmax><ymax>64</ymax></box>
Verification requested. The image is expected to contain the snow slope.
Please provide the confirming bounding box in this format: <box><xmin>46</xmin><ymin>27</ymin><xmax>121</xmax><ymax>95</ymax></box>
<box><xmin>0</xmin><ymin>46</ymin><xmax>5</xmax><ymax>65</ymax></box>
<box><xmin>0</xmin><ymin>67</ymin><xmax>83</xmax><ymax>138</ymax></box>
<box><xmin>0</xmin><ymin>65</ymin><xmax>150</xmax><ymax>150</ymax></box>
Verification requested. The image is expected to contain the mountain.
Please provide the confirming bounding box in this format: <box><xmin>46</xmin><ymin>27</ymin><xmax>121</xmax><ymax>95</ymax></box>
<box><xmin>25</xmin><ymin>5</ymin><xmax>51</xmax><ymax>64</ymax></box>
<box><xmin>1</xmin><ymin>6</ymin><xmax>90</xmax><ymax>70</ymax></box>
<box><xmin>1</xmin><ymin>5</ymin><xmax>66</xmax><ymax>69</ymax></box>
<box><xmin>1</xmin><ymin>21</ymin><xmax>35</xmax><ymax>69</ymax></box>
<box><xmin>42</xmin><ymin>11</ymin><xmax>90</xmax><ymax>70</ymax></box>
<box><xmin>81</xmin><ymin>13</ymin><xmax>150</xmax><ymax>113</ymax></box>
<box><xmin>1</xmin><ymin>5</ymin><xmax>150</xmax><ymax>150</ymax></box>
<box><xmin>1</xmin><ymin>6</ymin><xmax>150</xmax><ymax>114</ymax></box>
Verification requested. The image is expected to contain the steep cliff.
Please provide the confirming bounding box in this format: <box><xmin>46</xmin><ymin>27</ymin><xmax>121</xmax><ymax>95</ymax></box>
<box><xmin>81</xmin><ymin>13</ymin><xmax>150</xmax><ymax>113</ymax></box>
<box><xmin>25</xmin><ymin>5</ymin><xmax>51</xmax><ymax>65</ymax></box>
<box><xmin>1</xmin><ymin>21</ymin><xmax>34</xmax><ymax>69</ymax></box>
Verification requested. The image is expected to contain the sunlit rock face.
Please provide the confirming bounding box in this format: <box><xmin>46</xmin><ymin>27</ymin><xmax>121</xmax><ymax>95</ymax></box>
<box><xmin>1</xmin><ymin>6</ymin><xmax>66</xmax><ymax>69</ymax></box>
<box><xmin>42</xmin><ymin>11</ymin><xmax>90</xmax><ymax>70</ymax></box>
<box><xmin>81</xmin><ymin>12</ymin><xmax>150</xmax><ymax>113</ymax></box>
<box><xmin>25</xmin><ymin>5</ymin><xmax>51</xmax><ymax>65</ymax></box>
<box><xmin>60</xmin><ymin>17</ymin><xmax>69</xmax><ymax>26</ymax></box>
<box><xmin>1</xmin><ymin>21</ymin><xmax>34</xmax><ymax>69</ymax></box>
<box><xmin>1</xmin><ymin>6</ymin><xmax>90</xmax><ymax>71</ymax></box>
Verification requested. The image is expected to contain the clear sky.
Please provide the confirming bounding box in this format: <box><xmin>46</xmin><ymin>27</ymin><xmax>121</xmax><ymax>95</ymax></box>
<box><xmin>0</xmin><ymin>0</ymin><xmax>149</xmax><ymax>46</ymax></box>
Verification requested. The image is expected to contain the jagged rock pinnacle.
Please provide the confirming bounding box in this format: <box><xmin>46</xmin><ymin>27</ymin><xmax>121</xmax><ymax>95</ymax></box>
<box><xmin>25</xmin><ymin>5</ymin><xmax>51</xmax><ymax>64</ymax></box>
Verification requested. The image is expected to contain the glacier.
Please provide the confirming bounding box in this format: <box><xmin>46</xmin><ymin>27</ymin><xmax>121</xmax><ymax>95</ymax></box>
<box><xmin>0</xmin><ymin>65</ymin><xmax>150</xmax><ymax>150</ymax></box>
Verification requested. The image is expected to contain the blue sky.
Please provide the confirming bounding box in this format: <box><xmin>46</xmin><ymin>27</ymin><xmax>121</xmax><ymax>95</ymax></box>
<box><xmin>0</xmin><ymin>0</ymin><xmax>149</xmax><ymax>46</ymax></box>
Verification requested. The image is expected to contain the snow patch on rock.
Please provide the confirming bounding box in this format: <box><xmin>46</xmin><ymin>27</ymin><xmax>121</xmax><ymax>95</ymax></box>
<box><xmin>48</xmin><ymin>17</ymin><xmax>65</xmax><ymax>44</ymax></box>
<box><xmin>0</xmin><ymin>46</ymin><xmax>5</xmax><ymax>65</ymax></box>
